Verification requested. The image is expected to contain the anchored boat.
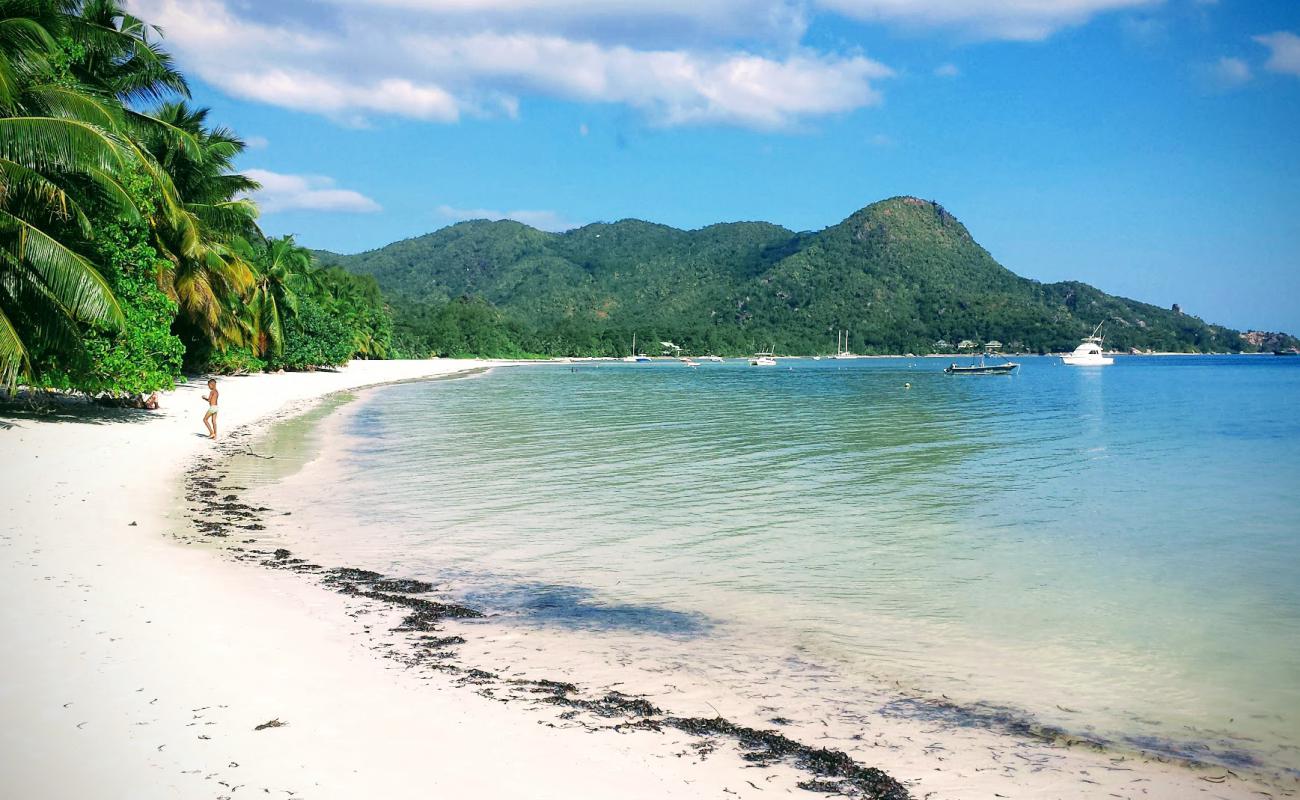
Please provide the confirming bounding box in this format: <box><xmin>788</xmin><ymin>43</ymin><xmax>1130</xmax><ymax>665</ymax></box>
<box><xmin>622</xmin><ymin>334</ymin><xmax>651</xmax><ymax>362</ymax></box>
<box><xmin>1062</xmin><ymin>323</ymin><xmax>1114</xmax><ymax>366</ymax></box>
<box><xmin>945</xmin><ymin>343</ymin><xmax>1019</xmax><ymax>375</ymax></box>
<box><xmin>829</xmin><ymin>330</ymin><xmax>857</xmax><ymax>359</ymax></box>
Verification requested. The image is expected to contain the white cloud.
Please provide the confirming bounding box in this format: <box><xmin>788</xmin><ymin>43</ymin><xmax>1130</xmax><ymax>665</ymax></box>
<box><xmin>1201</xmin><ymin>56</ymin><xmax>1252</xmax><ymax>90</ymax></box>
<box><xmin>1254</xmin><ymin>31</ymin><xmax>1300</xmax><ymax>77</ymax></box>
<box><xmin>436</xmin><ymin>204</ymin><xmax>579</xmax><ymax>231</ymax></box>
<box><xmin>244</xmin><ymin>135</ymin><xmax>269</xmax><ymax>149</ymax></box>
<box><xmin>221</xmin><ymin>71</ymin><xmax>460</xmax><ymax>123</ymax></box>
<box><xmin>126</xmin><ymin>0</ymin><xmax>889</xmax><ymax>130</ymax></box>
<box><xmin>404</xmin><ymin>32</ymin><xmax>890</xmax><ymax>127</ymax></box>
<box><xmin>934</xmin><ymin>62</ymin><xmax>960</xmax><ymax>78</ymax></box>
<box><xmin>815</xmin><ymin>0</ymin><xmax>1158</xmax><ymax>41</ymax></box>
<box><xmin>125</xmin><ymin>0</ymin><xmax>1164</xmax><ymax>131</ymax></box>
<box><xmin>244</xmin><ymin>169</ymin><xmax>382</xmax><ymax>213</ymax></box>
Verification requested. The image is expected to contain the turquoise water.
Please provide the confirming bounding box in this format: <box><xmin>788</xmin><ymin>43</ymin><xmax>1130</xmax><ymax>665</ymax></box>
<box><xmin>264</xmin><ymin>356</ymin><xmax>1300</xmax><ymax>775</ymax></box>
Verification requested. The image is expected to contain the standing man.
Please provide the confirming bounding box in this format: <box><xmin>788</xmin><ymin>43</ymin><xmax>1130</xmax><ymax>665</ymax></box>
<box><xmin>202</xmin><ymin>378</ymin><xmax>219</xmax><ymax>440</ymax></box>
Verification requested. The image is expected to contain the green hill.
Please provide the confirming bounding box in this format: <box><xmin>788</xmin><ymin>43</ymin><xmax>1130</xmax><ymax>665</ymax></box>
<box><xmin>317</xmin><ymin>197</ymin><xmax>1289</xmax><ymax>357</ymax></box>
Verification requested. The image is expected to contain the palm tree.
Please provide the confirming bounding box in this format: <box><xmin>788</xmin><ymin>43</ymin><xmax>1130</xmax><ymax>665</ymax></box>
<box><xmin>0</xmin><ymin>0</ymin><xmax>135</xmax><ymax>388</ymax></box>
<box><xmin>320</xmin><ymin>270</ymin><xmax>390</xmax><ymax>359</ymax></box>
<box><xmin>249</xmin><ymin>235</ymin><xmax>313</xmax><ymax>356</ymax></box>
<box><xmin>137</xmin><ymin>102</ymin><xmax>260</xmax><ymax>351</ymax></box>
<box><xmin>66</xmin><ymin>0</ymin><xmax>190</xmax><ymax>105</ymax></box>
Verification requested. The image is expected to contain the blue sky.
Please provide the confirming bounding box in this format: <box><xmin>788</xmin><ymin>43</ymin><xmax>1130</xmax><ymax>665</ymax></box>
<box><xmin>130</xmin><ymin>0</ymin><xmax>1299</xmax><ymax>332</ymax></box>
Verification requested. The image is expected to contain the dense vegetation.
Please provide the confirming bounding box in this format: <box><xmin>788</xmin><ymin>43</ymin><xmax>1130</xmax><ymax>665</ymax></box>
<box><xmin>0</xmin><ymin>1</ymin><xmax>391</xmax><ymax>397</ymax></box>
<box><xmin>320</xmin><ymin>197</ymin><xmax>1293</xmax><ymax>357</ymax></box>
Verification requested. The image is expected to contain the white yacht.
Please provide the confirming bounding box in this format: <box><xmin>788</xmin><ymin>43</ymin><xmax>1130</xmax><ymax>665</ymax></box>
<box><xmin>699</xmin><ymin>355</ymin><xmax>724</xmax><ymax>363</ymax></box>
<box><xmin>1062</xmin><ymin>323</ymin><xmax>1115</xmax><ymax>366</ymax></box>
<box><xmin>750</xmin><ymin>350</ymin><xmax>777</xmax><ymax>366</ymax></box>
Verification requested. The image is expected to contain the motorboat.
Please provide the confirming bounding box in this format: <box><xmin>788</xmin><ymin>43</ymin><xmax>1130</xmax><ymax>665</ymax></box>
<box><xmin>1062</xmin><ymin>323</ymin><xmax>1114</xmax><ymax>366</ymax></box>
<box><xmin>945</xmin><ymin>360</ymin><xmax>1018</xmax><ymax>375</ymax></box>
<box><xmin>750</xmin><ymin>350</ymin><xmax>776</xmax><ymax>366</ymax></box>
<box><xmin>699</xmin><ymin>355</ymin><xmax>724</xmax><ymax>362</ymax></box>
<box><xmin>945</xmin><ymin>343</ymin><xmax>1019</xmax><ymax>375</ymax></box>
<box><xmin>683</xmin><ymin>360</ymin><xmax>701</xmax><ymax>367</ymax></box>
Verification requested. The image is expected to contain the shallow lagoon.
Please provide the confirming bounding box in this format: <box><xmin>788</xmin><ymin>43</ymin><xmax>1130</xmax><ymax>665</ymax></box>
<box><xmin>248</xmin><ymin>356</ymin><xmax>1300</xmax><ymax>778</ymax></box>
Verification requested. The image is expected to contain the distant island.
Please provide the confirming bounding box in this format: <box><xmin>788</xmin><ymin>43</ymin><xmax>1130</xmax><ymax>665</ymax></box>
<box><xmin>319</xmin><ymin>197</ymin><xmax>1297</xmax><ymax>358</ymax></box>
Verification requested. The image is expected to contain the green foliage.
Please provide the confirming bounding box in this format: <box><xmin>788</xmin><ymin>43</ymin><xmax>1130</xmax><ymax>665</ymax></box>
<box><xmin>324</xmin><ymin>198</ymin><xmax>1272</xmax><ymax>357</ymax></box>
<box><xmin>271</xmin><ymin>296</ymin><xmax>354</xmax><ymax>370</ymax></box>
<box><xmin>201</xmin><ymin>344</ymin><xmax>266</xmax><ymax>375</ymax></box>
<box><xmin>239</xmin><ymin>238</ymin><xmax>395</xmax><ymax>370</ymax></box>
<box><xmin>0</xmin><ymin>1</ymin><xmax>136</xmax><ymax>387</ymax></box>
<box><xmin>315</xmin><ymin>266</ymin><xmax>393</xmax><ymax>360</ymax></box>
<box><xmin>29</xmin><ymin>172</ymin><xmax>183</xmax><ymax>394</ymax></box>
<box><xmin>0</xmin><ymin>3</ymin><xmax>399</xmax><ymax>394</ymax></box>
<box><xmin>391</xmin><ymin>295</ymin><xmax>534</xmax><ymax>358</ymax></box>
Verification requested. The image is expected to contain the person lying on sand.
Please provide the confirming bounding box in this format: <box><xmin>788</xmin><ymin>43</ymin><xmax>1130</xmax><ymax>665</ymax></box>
<box><xmin>201</xmin><ymin>379</ymin><xmax>219</xmax><ymax>440</ymax></box>
<box><xmin>142</xmin><ymin>392</ymin><xmax>159</xmax><ymax>410</ymax></box>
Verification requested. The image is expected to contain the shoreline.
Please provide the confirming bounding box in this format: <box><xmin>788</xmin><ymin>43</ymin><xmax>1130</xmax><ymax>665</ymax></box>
<box><xmin>1</xmin><ymin>360</ymin><xmax>1289</xmax><ymax>799</ymax></box>
<box><xmin>1</xmin><ymin>360</ymin><xmax>773</xmax><ymax>799</ymax></box>
<box><xmin>193</xmin><ymin>368</ymin><xmax>1290</xmax><ymax>798</ymax></box>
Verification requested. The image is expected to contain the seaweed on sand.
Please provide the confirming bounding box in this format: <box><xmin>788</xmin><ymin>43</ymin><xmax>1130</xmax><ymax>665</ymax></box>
<box><xmin>541</xmin><ymin>690</ymin><xmax>663</xmax><ymax>719</ymax></box>
<box><xmin>330</xmin><ymin>582</ymin><xmax>484</xmax><ymax>631</ymax></box>
<box><xmin>371</xmin><ymin>578</ymin><xmax>435</xmax><ymax>593</ymax></box>
<box><xmin>662</xmin><ymin>717</ymin><xmax>910</xmax><ymax>800</ymax></box>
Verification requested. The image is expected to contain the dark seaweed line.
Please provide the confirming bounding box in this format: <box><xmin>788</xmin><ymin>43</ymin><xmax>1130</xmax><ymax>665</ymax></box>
<box><xmin>181</xmin><ymin>433</ymin><xmax>912</xmax><ymax>799</ymax></box>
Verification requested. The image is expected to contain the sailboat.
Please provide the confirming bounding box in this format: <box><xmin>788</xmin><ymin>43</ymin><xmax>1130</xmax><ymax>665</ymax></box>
<box><xmin>1062</xmin><ymin>323</ymin><xmax>1114</xmax><ymax>366</ymax></box>
<box><xmin>622</xmin><ymin>334</ymin><xmax>651</xmax><ymax>362</ymax></box>
<box><xmin>829</xmin><ymin>330</ymin><xmax>857</xmax><ymax>359</ymax></box>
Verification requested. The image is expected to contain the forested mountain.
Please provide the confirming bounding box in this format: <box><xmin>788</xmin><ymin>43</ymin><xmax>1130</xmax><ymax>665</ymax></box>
<box><xmin>319</xmin><ymin>197</ymin><xmax>1285</xmax><ymax>357</ymax></box>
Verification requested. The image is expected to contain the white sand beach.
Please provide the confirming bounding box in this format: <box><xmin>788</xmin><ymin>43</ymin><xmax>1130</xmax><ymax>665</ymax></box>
<box><xmin>0</xmin><ymin>360</ymin><xmax>1279</xmax><ymax>799</ymax></box>
<box><xmin>0</xmin><ymin>360</ymin><xmax>768</xmax><ymax>799</ymax></box>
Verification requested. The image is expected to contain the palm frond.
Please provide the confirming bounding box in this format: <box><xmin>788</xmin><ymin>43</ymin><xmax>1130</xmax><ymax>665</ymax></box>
<box><xmin>0</xmin><ymin>115</ymin><xmax>125</xmax><ymax>174</ymax></box>
<box><xmin>0</xmin><ymin>206</ymin><xmax>122</xmax><ymax>328</ymax></box>
<box><xmin>24</xmin><ymin>83</ymin><xmax>122</xmax><ymax>129</ymax></box>
<box><xmin>0</xmin><ymin>302</ymin><xmax>28</xmax><ymax>389</ymax></box>
<box><xmin>0</xmin><ymin>156</ymin><xmax>93</xmax><ymax>234</ymax></box>
<box><xmin>189</xmin><ymin>198</ymin><xmax>258</xmax><ymax>234</ymax></box>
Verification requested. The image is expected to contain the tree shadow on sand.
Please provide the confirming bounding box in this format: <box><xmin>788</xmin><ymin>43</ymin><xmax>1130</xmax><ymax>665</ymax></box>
<box><xmin>0</xmin><ymin>399</ymin><xmax>161</xmax><ymax>428</ymax></box>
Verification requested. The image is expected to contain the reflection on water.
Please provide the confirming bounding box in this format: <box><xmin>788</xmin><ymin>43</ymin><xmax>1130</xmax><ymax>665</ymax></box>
<box><xmin>242</xmin><ymin>356</ymin><xmax>1300</xmax><ymax>776</ymax></box>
